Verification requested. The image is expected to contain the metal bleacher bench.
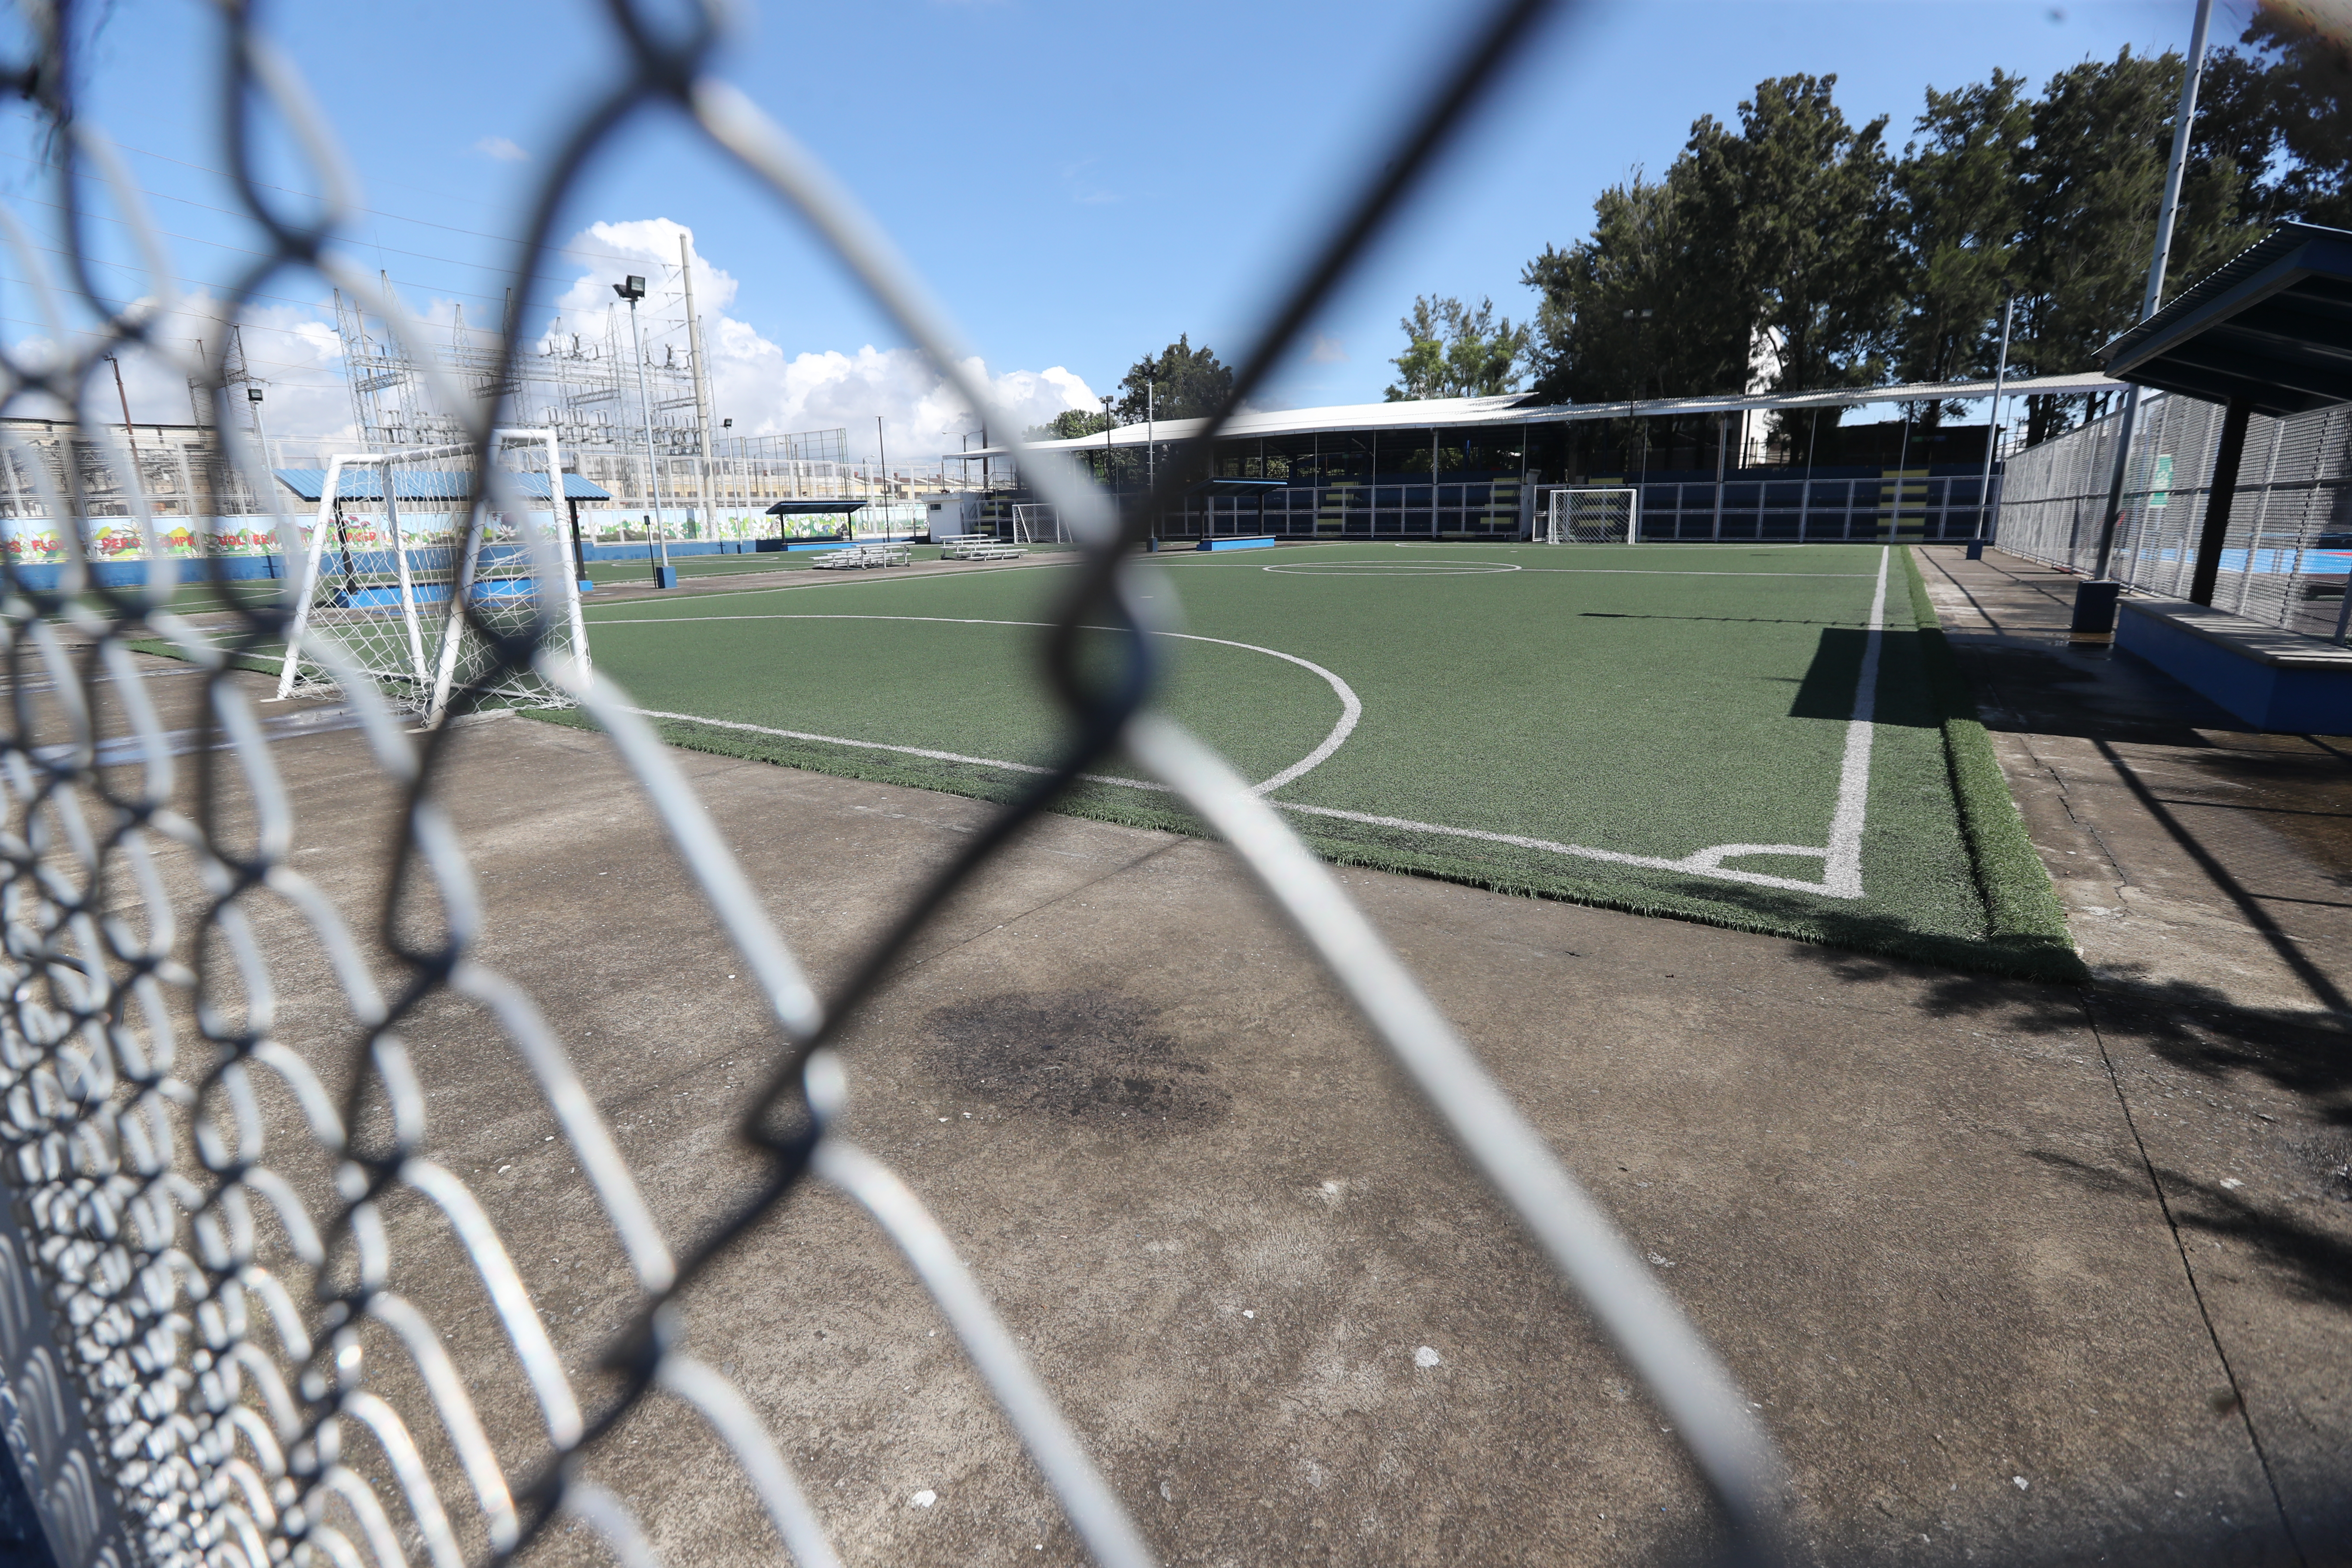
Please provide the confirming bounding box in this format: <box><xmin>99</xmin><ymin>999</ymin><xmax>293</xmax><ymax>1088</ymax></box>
<box><xmin>810</xmin><ymin>542</ymin><xmax>914</xmax><ymax>570</ymax></box>
<box><xmin>940</xmin><ymin>538</ymin><xmax>1026</xmax><ymax>561</ymax></box>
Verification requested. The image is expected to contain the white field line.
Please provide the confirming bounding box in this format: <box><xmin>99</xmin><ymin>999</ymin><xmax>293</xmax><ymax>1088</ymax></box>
<box><xmin>580</xmin><ymin>555</ymin><xmax>1079</xmax><ymax>610</ymax></box>
<box><xmin>589</xmin><ymin>613</ymin><xmax>1359</xmax><ymax>796</ymax></box>
<box><xmin>1516</xmin><ymin>569</ymin><xmax>1874</xmax><ymax>577</ymax></box>
<box><xmin>594</xmin><ymin>567</ymin><xmax>1892</xmax><ymax>902</ymax></box>
<box><xmin>1821</xmin><ymin>547</ymin><xmax>1890</xmax><ymax>899</ymax></box>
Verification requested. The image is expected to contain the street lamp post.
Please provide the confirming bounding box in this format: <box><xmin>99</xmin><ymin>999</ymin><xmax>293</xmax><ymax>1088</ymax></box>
<box><xmin>612</xmin><ymin>274</ymin><xmax>671</xmax><ymax>586</ymax></box>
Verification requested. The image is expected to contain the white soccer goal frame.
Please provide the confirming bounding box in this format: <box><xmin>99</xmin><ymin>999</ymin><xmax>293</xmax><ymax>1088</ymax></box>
<box><xmin>276</xmin><ymin>428</ymin><xmax>592</xmax><ymax>723</ymax></box>
<box><xmin>1546</xmin><ymin>485</ymin><xmax>1641</xmax><ymax>544</ymax></box>
<box><xmin>1011</xmin><ymin>502</ymin><xmax>1066</xmax><ymax>544</ymax></box>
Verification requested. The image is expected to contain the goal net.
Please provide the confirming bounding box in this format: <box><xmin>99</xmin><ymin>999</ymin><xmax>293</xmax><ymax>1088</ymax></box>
<box><xmin>1547</xmin><ymin>486</ymin><xmax>1640</xmax><ymax>544</ymax></box>
<box><xmin>276</xmin><ymin>430</ymin><xmax>592</xmax><ymax>721</ymax></box>
<box><xmin>1012</xmin><ymin>502</ymin><xmax>1067</xmax><ymax>543</ymax></box>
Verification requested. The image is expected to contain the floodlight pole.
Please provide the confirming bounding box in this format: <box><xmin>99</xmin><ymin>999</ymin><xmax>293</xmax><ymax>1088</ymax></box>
<box><xmin>1976</xmin><ymin>298</ymin><xmax>2014</xmax><ymax>545</ymax></box>
<box><xmin>2077</xmin><ymin>0</ymin><xmax>2211</xmax><ymax>637</ymax></box>
<box><xmin>680</xmin><ymin>233</ymin><xmax>717</xmax><ymax>544</ymax></box>
<box><xmin>614</xmin><ymin>274</ymin><xmax>669</xmax><ymax>582</ymax></box>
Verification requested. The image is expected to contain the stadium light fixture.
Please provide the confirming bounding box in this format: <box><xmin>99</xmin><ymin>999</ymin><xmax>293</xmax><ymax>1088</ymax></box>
<box><xmin>243</xmin><ymin>382</ymin><xmax>270</xmax><ymax>467</ymax></box>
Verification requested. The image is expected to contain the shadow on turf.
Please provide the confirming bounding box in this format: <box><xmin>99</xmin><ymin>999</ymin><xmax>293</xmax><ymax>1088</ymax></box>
<box><xmin>1787</xmin><ymin>628</ymin><xmax>1944</xmax><ymax>727</ymax></box>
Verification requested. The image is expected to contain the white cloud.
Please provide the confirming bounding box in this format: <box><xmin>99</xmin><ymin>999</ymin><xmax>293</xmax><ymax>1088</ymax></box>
<box><xmin>1308</xmin><ymin>334</ymin><xmax>1347</xmax><ymax>363</ymax></box>
<box><xmin>541</xmin><ymin>218</ymin><xmax>1096</xmax><ymax>464</ymax></box>
<box><xmin>6</xmin><ymin>221</ymin><xmax>1098</xmax><ymax>472</ymax></box>
<box><xmin>472</xmin><ymin>136</ymin><xmax>530</xmax><ymax>162</ymax></box>
<box><xmin>6</xmin><ymin>290</ymin><xmax>355</xmax><ymax>449</ymax></box>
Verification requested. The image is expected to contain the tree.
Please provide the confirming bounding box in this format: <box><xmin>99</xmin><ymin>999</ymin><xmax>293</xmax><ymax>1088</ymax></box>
<box><xmin>2232</xmin><ymin>6</ymin><xmax>2352</xmax><ymax>229</ymax></box>
<box><xmin>1521</xmin><ymin>74</ymin><xmax>1897</xmax><ymax>426</ymax></box>
<box><xmin>2013</xmin><ymin>47</ymin><xmax>2258</xmax><ymax>441</ymax></box>
<box><xmin>1726</xmin><ymin>76</ymin><xmax>1903</xmax><ymax>409</ymax></box>
<box><xmin>1114</xmin><ymin>336</ymin><xmax>1232</xmax><ymax>423</ymax></box>
<box><xmin>1026</xmin><ymin>408</ymin><xmax>1109</xmax><ymax>442</ymax></box>
<box><xmin>1520</xmin><ymin>163</ymin><xmax>1752</xmax><ymax>405</ymax></box>
<box><xmin>1384</xmin><ymin>295</ymin><xmax>1532</xmax><ymax>400</ymax></box>
<box><xmin>1893</xmin><ymin>71</ymin><xmax>2032</xmax><ymax>412</ymax></box>
<box><xmin>1519</xmin><ymin>42</ymin><xmax>2331</xmax><ymax>451</ymax></box>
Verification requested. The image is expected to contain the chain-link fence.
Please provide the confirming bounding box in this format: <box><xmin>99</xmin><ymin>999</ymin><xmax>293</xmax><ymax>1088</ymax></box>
<box><xmin>0</xmin><ymin>3</ymin><xmax>1791</xmax><ymax>1566</ymax></box>
<box><xmin>1995</xmin><ymin>390</ymin><xmax>2352</xmax><ymax>639</ymax></box>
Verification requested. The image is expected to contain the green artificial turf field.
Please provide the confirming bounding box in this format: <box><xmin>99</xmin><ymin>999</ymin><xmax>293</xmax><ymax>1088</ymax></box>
<box><xmin>544</xmin><ymin>540</ymin><xmax>2079</xmax><ymax>980</ymax></box>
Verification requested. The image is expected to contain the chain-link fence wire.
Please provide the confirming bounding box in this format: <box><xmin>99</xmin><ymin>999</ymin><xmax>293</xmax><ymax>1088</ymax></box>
<box><xmin>0</xmin><ymin>3</ymin><xmax>1792</xmax><ymax>1565</ymax></box>
<box><xmin>1997</xmin><ymin>391</ymin><xmax>2352</xmax><ymax>638</ymax></box>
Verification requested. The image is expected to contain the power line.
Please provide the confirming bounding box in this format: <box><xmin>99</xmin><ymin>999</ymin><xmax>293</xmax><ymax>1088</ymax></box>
<box><xmin>0</xmin><ymin>114</ymin><xmax>668</xmax><ymax>270</ymax></box>
<box><xmin>1</xmin><ymin>184</ymin><xmax>641</xmax><ymax>313</ymax></box>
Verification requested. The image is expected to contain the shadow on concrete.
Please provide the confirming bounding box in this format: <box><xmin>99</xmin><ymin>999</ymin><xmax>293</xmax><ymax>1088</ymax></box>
<box><xmin>1784</xmin><ymin>945</ymin><xmax>2352</xmax><ymax>1120</ymax></box>
<box><xmin>2027</xmin><ymin>1147</ymin><xmax>2352</xmax><ymax>1316</ymax></box>
<box><xmin>1943</xmin><ymin>637</ymin><xmax>2242</xmax><ymax>747</ymax></box>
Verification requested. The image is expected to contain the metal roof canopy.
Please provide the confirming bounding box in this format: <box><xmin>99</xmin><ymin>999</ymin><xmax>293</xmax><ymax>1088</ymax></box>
<box><xmin>2098</xmin><ymin>222</ymin><xmax>2352</xmax><ymax>417</ymax></box>
<box><xmin>946</xmin><ymin>370</ymin><xmax>2125</xmax><ymax>459</ymax></box>
<box><xmin>274</xmin><ymin>469</ymin><xmax>612</xmax><ymax>502</ymax></box>
<box><xmin>763</xmin><ymin>499</ymin><xmax>870</xmax><ymax>515</ymax></box>
<box><xmin>1187</xmin><ymin>478</ymin><xmax>1287</xmax><ymax>497</ymax></box>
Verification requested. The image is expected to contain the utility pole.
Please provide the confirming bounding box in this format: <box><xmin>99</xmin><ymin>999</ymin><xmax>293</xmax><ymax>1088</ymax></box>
<box><xmin>187</xmin><ymin>338</ymin><xmax>211</xmax><ymax>426</ymax></box>
<box><xmin>876</xmin><ymin>415</ymin><xmax>888</xmax><ymax>524</ymax></box>
<box><xmin>613</xmin><ymin>273</ymin><xmax>670</xmax><ymax>582</ymax></box>
<box><xmin>1102</xmin><ymin>396</ymin><xmax>1116</xmax><ymax>493</ymax></box>
<box><xmin>1976</xmin><ymin>298</ymin><xmax>2015</xmax><ymax>545</ymax></box>
<box><xmin>105</xmin><ymin>355</ymin><xmax>142</xmax><ymax>483</ymax></box>
<box><xmin>679</xmin><ymin>233</ymin><xmax>717</xmax><ymax>542</ymax></box>
<box><xmin>2078</xmin><ymin>0</ymin><xmax>2211</xmax><ymax>637</ymax></box>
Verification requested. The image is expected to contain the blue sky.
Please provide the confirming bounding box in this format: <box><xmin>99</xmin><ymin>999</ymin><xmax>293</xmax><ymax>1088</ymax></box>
<box><xmin>6</xmin><ymin>0</ymin><xmax>2242</xmax><ymax>463</ymax></box>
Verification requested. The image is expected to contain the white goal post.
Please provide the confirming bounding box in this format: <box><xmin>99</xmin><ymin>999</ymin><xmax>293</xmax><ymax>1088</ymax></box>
<box><xmin>1011</xmin><ymin>503</ymin><xmax>1066</xmax><ymax>544</ymax></box>
<box><xmin>275</xmin><ymin>429</ymin><xmax>593</xmax><ymax>723</ymax></box>
<box><xmin>1546</xmin><ymin>486</ymin><xmax>1640</xmax><ymax>544</ymax></box>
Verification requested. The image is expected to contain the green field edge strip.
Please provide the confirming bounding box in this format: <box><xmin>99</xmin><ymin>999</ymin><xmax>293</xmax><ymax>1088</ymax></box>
<box><xmin>518</xmin><ymin>684</ymin><xmax>2079</xmax><ymax>983</ymax></box>
<box><xmin>1899</xmin><ymin>548</ymin><xmax>2087</xmax><ymax>983</ymax></box>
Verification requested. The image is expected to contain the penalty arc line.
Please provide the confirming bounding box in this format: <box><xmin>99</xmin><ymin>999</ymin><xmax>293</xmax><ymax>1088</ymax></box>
<box><xmin>583</xmin><ymin>613</ymin><xmax>1360</xmax><ymax>796</ymax></box>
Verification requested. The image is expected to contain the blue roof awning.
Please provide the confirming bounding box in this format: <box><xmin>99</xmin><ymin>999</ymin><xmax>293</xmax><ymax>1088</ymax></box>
<box><xmin>765</xmin><ymin>498</ymin><xmax>871</xmax><ymax>515</ymax></box>
<box><xmin>273</xmin><ymin>468</ymin><xmax>614</xmax><ymax>503</ymax></box>
<box><xmin>2098</xmin><ymin>221</ymin><xmax>2352</xmax><ymax>416</ymax></box>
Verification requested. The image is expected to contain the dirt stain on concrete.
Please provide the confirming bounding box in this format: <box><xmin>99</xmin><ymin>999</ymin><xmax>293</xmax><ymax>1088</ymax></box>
<box><xmin>920</xmin><ymin>989</ymin><xmax>1228</xmax><ymax>1130</ymax></box>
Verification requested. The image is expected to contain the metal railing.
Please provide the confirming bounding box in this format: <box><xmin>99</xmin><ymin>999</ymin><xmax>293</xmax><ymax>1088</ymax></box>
<box><xmin>0</xmin><ymin>3</ymin><xmax>1788</xmax><ymax>1567</ymax></box>
<box><xmin>1996</xmin><ymin>391</ymin><xmax>2352</xmax><ymax>639</ymax></box>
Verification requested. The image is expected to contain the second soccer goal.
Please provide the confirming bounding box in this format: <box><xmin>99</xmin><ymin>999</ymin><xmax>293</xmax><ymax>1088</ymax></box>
<box><xmin>1546</xmin><ymin>486</ymin><xmax>1640</xmax><ymax>544</ymax></box>
<box><xmin>1011</xmin><ymin>503</ymin><xmax>1066</xmax><ymax>544</ymax></box>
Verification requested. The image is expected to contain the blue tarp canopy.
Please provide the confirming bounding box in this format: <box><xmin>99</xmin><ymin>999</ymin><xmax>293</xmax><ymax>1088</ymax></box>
<box><xmin>273</xmin><ymin>469</ymin><xmax>614</xmax><ymax>502</ymax></box>
<box><xmin>1187</xmin><ymin>478</ymin><xmax>1286</xmax><ymax>498</ymax></box>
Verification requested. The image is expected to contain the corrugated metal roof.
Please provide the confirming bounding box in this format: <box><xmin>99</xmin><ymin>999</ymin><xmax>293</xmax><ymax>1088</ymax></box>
<box><xmin>946</xmin><ymin>371</ymin><xmax>2124</xmax><ymax>458</ymax></box>
<box><xmin>2097</xmin><ymin>221</ymin><xmax>2352</xmax><ymax>416</ymax></box>
<box><xmin>273</xmin><ymin>468</ymin><xmax>614</xmax><ymax>502</ymax></box>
